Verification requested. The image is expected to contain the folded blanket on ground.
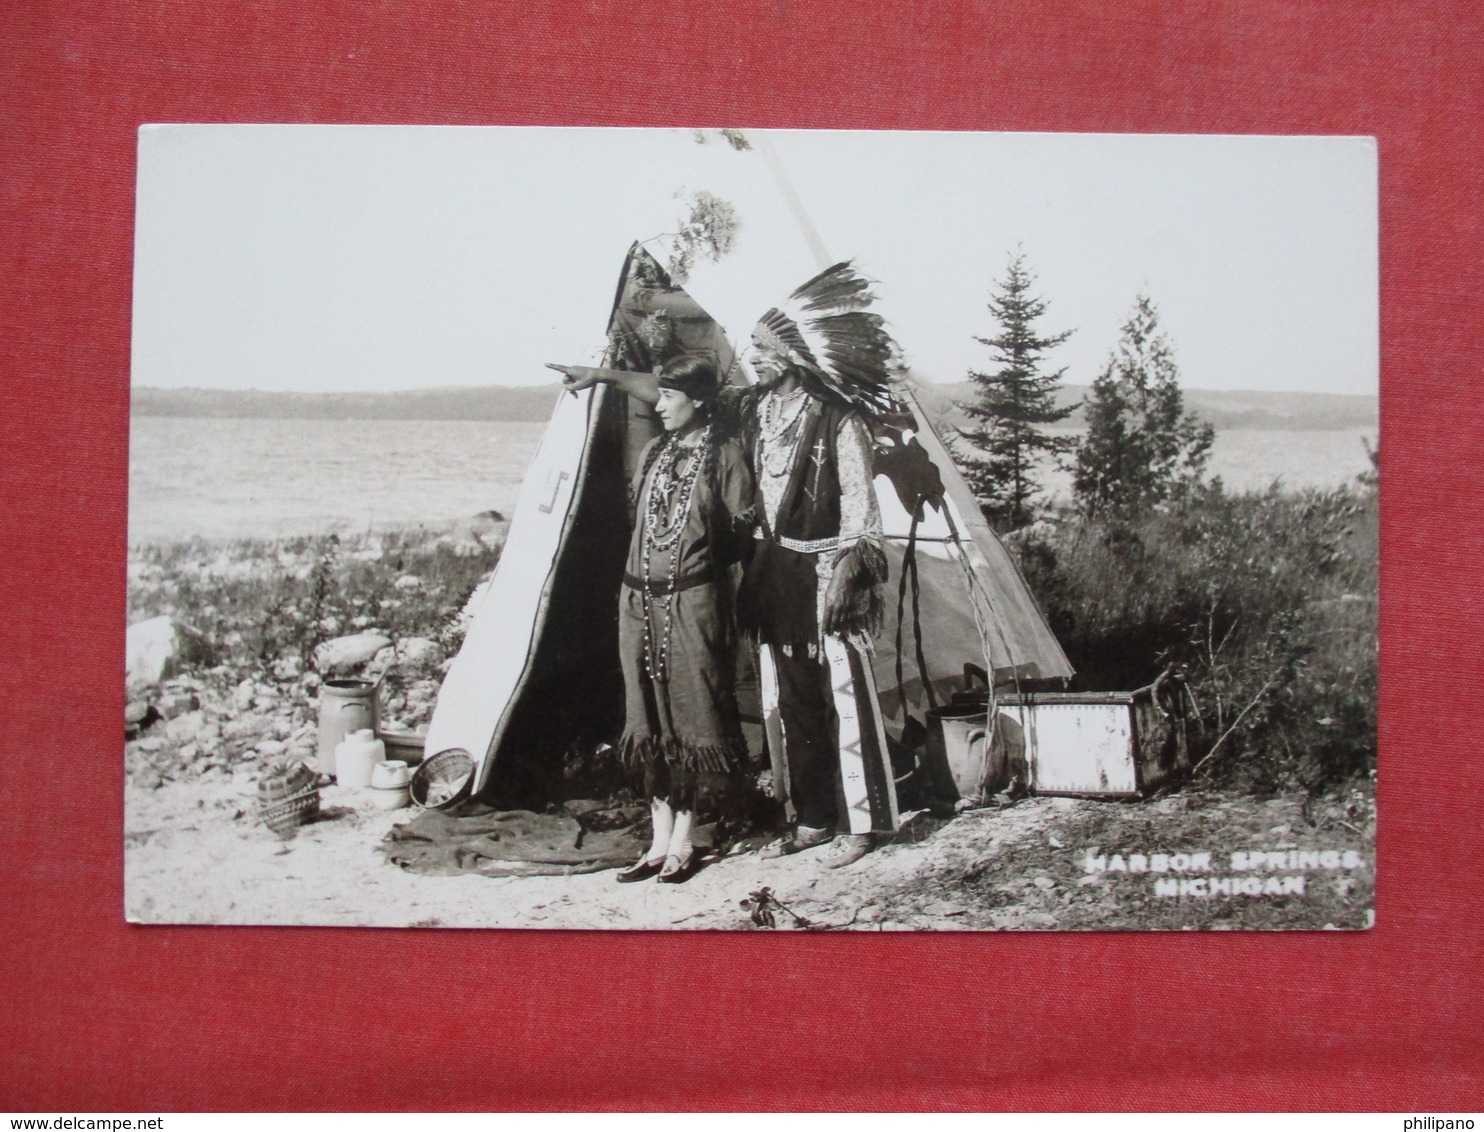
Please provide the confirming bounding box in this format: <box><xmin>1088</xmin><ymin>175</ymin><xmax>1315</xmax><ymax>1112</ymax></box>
<box><xmin>378</xmin><ymin>801</ymin><xmax>649</xmax><ymax>878</ymax></box>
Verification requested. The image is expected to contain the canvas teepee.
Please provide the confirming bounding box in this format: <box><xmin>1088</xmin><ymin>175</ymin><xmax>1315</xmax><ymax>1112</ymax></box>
<box><xmin>423</xmin><ymin>246</ymin><xmax>1071</xmax><ymax>807</ymax></box>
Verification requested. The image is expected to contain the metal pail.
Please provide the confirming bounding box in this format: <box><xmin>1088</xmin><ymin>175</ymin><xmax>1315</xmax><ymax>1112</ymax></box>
<box><xmin>923</xmin><ymin>702</ymin><xmax>1012</xmax><ymax>805</ymax></box>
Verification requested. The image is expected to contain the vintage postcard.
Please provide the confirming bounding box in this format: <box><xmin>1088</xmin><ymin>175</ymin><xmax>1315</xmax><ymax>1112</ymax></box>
<box><xmin>125</xmin><ymin>126</ymin><xmax>1377</xmax><ymax>930</ymax></box>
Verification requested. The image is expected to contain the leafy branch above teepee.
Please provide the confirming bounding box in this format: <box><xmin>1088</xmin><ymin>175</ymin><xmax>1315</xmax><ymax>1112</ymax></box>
<box><xmin>644</xmin><ymin>189</ymin><xmax>740</xmax><ymax>284</ymax></box>
<box><xmin>955</xmin><ymin>252</ymin><xmax>1078</xmax><ymax>532</ymax></box>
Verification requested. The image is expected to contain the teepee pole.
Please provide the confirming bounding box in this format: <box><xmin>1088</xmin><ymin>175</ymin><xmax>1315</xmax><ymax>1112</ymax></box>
<box><xmin>755</xmin><ymin>133</ymin><xmax>834</xmax><ymax>271</ymax></box>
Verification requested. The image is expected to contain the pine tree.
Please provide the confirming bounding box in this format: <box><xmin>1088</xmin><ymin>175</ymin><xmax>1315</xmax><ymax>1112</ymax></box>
<box><xmin>956</xmin><ymin>253</ymin><xmax>1077</xmax><ymax>530</ymax></box>
<box><xmin>1073</xmin><ymin>295</ymin><xmax>1215</xmax><ymax>515</ymax></box>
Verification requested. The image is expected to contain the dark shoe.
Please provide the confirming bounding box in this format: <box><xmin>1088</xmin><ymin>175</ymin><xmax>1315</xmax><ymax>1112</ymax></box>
<box><xmin>758</xmin><ymin>824</ymin><xmax>834</xmax><ymax>859</ymax></box>
<box><xmin>658</xmin><ymin>850</ymin><xmax>700</xmax><ymax>884</ymax></box>
<box><xmin>616</xmin><ymin>855</ymin><xmax>665</xmax><ymax>883</ymax></box>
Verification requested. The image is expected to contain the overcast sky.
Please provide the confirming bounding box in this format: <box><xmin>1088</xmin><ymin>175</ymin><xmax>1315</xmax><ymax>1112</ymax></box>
<box><xmin>132</xmin><ymin>126</ymin><xmax>1377</xmax><ymax>396</ymax></box>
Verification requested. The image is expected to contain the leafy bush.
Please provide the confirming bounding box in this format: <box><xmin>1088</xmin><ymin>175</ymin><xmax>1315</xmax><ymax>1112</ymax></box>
<box><xmin>1010</xmin><ymin>476</ymin><xmax>1377</xmax><ymax>794</ymax></box>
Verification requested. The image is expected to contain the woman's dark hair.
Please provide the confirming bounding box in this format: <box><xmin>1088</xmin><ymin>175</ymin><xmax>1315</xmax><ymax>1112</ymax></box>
<box><xmin>656</xmin><ymin>354</ymin><xmax>720</xmax><ymax>404</ymax></box>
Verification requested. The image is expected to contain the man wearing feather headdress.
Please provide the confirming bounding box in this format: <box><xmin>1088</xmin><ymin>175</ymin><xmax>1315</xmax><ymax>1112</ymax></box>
<box><xmin>734</xmin><ymin>263</ymin><xmax>900</xmax><ymax>867</ymax></box>
<box><xmin>551</xmin><ymin>261</ymin><xmax>904</xmax><ymax>869</ymax></box>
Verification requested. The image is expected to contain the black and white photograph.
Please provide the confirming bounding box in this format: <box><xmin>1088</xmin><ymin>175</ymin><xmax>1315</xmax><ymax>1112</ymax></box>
<box><xmin>125</xmin><ymin>126</ymin><xmax>1378</xmax><ymax>930</ymax></box>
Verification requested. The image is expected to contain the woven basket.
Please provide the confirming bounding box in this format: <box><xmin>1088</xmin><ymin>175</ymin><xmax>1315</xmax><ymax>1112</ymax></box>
<box><xmin>257</xmin><ymin>763</ymin><xmax>321</xmax><ymax>839</ymax></box>
<box><xmin>410</xmin><ymin>749</ymin><xmax>475</xmax><ymax>810</ymax></box>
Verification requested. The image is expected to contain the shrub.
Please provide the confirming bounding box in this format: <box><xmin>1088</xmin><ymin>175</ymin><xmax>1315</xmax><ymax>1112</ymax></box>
<box><xmin>1011</xmin><ymin>477</ymin><xmax>1377</xmax><ymax>794</ymax></box>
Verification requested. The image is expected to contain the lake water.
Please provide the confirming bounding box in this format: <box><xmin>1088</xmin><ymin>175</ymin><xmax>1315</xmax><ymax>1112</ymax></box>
<box><xmin>129</xmin><ymin>418</ymin><xmax>548</xmax><ymax>544</ymax></box>
<box><xmin>1035</xmin><ymin>425</ymin><xmax>1378</xmax><ymax>500</ymax></box>
<box><xmin>128</xmin><ymin>416</ymin><xmax>1378</xmax><ymax>545</ymax></box>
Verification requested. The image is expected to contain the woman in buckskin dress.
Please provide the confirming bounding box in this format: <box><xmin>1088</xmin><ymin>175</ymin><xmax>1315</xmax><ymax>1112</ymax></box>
<box><xmin>602</xmin><ymin>354</ymin><xmax>755</xmax><ymax>883</ymax></box>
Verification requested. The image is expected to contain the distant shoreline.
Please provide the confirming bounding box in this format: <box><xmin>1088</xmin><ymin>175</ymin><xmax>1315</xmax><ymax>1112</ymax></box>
<box><xmin>132</xmin><ymin>383</ymin><xmax>1379</xmax><ymax>432</ymax></box>
<box><xmin>130</xmin><ymin>384</ymin><xmax>564</xmax><ymax>423</ymax></box>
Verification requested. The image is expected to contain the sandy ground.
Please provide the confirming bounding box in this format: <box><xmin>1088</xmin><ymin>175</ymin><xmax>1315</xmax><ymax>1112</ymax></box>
<box><xmin>124</xmin><ymin>772</ymin><xmax>1035</xmax><ymax>930</ymax></box>
<box><xmin>124</xmin><ymin>772</ymin><xmax>1375</xmax><ymax>932</ymax></box>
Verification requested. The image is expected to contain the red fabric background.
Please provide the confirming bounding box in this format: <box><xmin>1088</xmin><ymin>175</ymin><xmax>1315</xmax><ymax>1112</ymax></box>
<box><xmin>2</xmin><ymin>0</ymin><xmax>1480</xmax><ymax>1112</ymax></box>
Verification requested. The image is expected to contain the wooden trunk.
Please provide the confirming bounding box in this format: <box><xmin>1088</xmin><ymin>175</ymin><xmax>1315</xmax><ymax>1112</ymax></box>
<box><xmin>996</xmin><ymin>684</ymin><xmax>1191</xmax><ymax>798</ymax></box>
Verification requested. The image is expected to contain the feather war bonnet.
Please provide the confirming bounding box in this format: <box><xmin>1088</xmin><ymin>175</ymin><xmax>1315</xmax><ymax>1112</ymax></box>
<box><xmin>753</xmin><ymin>262</ymin><xmax>906</xmax><ymax>420</ymax></box>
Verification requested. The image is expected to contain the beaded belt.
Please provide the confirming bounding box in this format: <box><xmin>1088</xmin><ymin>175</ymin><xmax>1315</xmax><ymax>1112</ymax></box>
<box><xmin>623</xmin><ymin>568</ymin><xmax>715</xmax><ymax>596</ymax></box>
<box><xmin>752</xmin><ymin>530</ymin><xmax>841</xmax><ymax>555</ymax></box>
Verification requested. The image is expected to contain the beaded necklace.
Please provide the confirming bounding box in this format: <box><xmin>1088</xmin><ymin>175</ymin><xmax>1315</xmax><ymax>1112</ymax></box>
<box><xmin>638</xmin><ymin>425</ymin><xmax>711</xmax><ymax>683</ymax></box>
<box><xmin>759</xmin><ymin>386</ymin><xmax>809</xmax><ymax>479</ymax></box>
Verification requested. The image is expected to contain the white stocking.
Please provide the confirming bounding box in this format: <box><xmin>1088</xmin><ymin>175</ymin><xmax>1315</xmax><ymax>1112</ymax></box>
<box><xmin>667</xmin><ymin>809</ymin><xmax>694</xmax><ymax>862</ymax></box>
<box><xmin>648</xmin><ymin>799</ymin><xmax>675</xmax><ymax>863</ymax></box>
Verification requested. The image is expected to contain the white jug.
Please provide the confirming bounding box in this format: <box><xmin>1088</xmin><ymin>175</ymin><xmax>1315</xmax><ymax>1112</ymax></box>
<box><xmin>335</xmin><ymin>728</ymin><xmax>385</xmax><ymax>789</ymax></box>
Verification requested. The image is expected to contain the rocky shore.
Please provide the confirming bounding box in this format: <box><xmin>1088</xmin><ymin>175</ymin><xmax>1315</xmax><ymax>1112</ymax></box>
<box><xmin>125</xmin><ymin>520</ymin><xmax>501</xmax><ymax>794</ymax></box>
